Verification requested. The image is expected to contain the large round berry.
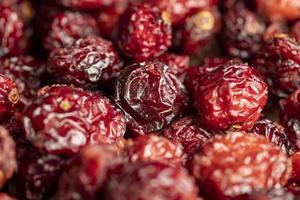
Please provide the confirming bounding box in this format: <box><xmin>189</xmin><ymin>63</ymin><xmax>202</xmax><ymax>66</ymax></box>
<box><xmin>57</xmin><ymin>0</ymin><xmax>116</xmax><ymax>10</ymax></box>
<box><xmin>117</xmin><ymin>4</ymin><xmax>172</xmax><ymax>62</ymax></box>
<box><xmin>23</xmin><ymin>85</ymin><xmax>126</xmax><ymax>156</ymax></box>
<box><xmin>190</xmin><ymin>131</ymin><xmax>291</xmax><ymax>199</ymax></box>
<box><xmin>104</xmin><ymin>161</ymin><xmax>199</xmax><ymax>200</ymax></box>
<box><xmin>115</xmin><ymin>61</ymin><xmax>189</xmax><ymax>135</ymax></box>
<box><xmin>194</xmin><ymin>60</ymin><xmax>268</xmax><ymax>131</ymax></box>
<box><xmin>123</xmin><ymin>135</ymin><xmax>186</xmax><ymax>166</ymax></box>
<box><xmin>163</xmin><ymin>115</ymin><xmax>212</xmax><ymax>157</ymax></box>
<box><xmin>47</xmin><ymin>35</ymin><xmax>123</xmax><ymax>89</ymax></box>
<box><xmin>252</xmin><ymin>34</ymin><xmax>300</xmax><ymax>97</ymax></box>
<box><xmin>43</xmin><ymin>11</ymin><xmax>99</xmax><ymax>52</ymax></box>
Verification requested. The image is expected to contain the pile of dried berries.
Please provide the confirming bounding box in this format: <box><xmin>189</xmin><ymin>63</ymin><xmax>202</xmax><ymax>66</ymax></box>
<box><xmin>0</xmin><ymin>0</ymin><xmax>300</xmax><ymax>199</ymax></box>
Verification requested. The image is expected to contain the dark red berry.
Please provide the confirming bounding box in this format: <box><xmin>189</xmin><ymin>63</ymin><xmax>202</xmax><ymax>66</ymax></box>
<box><xmin>190</xmin><ymin>131</ymin><xmax>292</xmax><ymax>199</ymax></box>
<box><xmin>104</xmin><ymin>161</ymin><xmax>199</xmax><ymax>200</ymax></box>
<box><xmin>23</xmin><ymin>85</ymin><xmax>126</xmax><ymax>156</ymax></box>
<box><xmin>47</xmin><ymin>35</ymin><xmax>123</xmax><ymax>89</ymax></box>
<box><xmin>222</xmin><ymin>5</ymin><xmax>266</xmax><ymax>59</ymax></box>
<box><xmin>163</xmin><ymin>115</ymin><xmax>211</xmax><ymax>157</ymax></box>
<box><xmin>290</xmin><ymin>152</ymin><xmax>300</xmax><ymax>183</ymax></box>
<box><xmin>194</xmin><ymin>60</ymin><xmax>268</xmax><ymax>131</ymax></box>
<box><xmin>0</xmin><ymin>193</ymin><xmax>16</xmax><ymax>200</ymax></box>
<box><xmin>56</xmin><ymin>144</ymin><xmax>121</xmax><ymax>200</ymax></box>
<box><xmin>115</xmin><ymin>61</ymin><xmax>189</xmax><ymax>135</ymax></box>
<box><xmin>251</xmin><ymin>118</ymin><xmax>296</xmax><ymax>155</ymax></box>
<box><xmin>252</xmin><ymin>34</ymin><xmax>300</xmax><ymax>97</ymax></box>
<box><xmin>118</xmin><ymin>4</ymin><xmax>172</xmax><ymax>62</ymax></box>
<box><xmin>123</xmin><ymin>135</ymin><xmax>186</xmax><ymax>166</ymax></box>
<box><xmin>43</xmin><ymin>11</ymin><xmax>99</xmax><ymax>52</ymax></box>
<box><xmin>57</xmin><ymin>0</ymin><xmax>116</xmax><ymax>10</ymax></box>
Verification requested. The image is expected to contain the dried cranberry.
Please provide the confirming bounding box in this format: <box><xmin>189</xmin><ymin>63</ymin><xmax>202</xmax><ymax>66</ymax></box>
<box><xmin>123</xmin><ymin>135</ymin><xmax>186</xmax><ymax>166</ymax></box>
<box><xmin>23</xmin><ymin>85</ymin><xmax>126</xmax><ymax>156</ymax></box>
<box><xmin>57</xmin><ymin>0</ymin><xmax>116</xmax><ymax>10</ymax></box>
<box><xmin>222</xmin><ymin>5</ymin><xmax>266</xmax><ymax>59</ymax></box>
<box><xmin>252</xmin><ymin>34</ymin><xmax>300</xmax><ymax>97</ymax></box>
<box><xmin>117</xmin><ymin>4</ymin><xmax>172</xmax><ymax>62</ymax></box>
<box><xmin>292</xmin><ymin>21</ymin><xmax>300</xmax><ymax>43</ymax></box>
<box><xmin>115</xmin><ymin>61</ymin><xmax>189</xmax><ymax>135</ymax></box>
<box><xmin>43</xmin><ymin>11</ymin><xmax>99</xmax><ymax>52</ymax></box>
<box><xmin>163</xmin><ymin>115</ymin><xmax>211</xmax><ymax>157</ymax></box>
<box><xmin>256</xmin><ymin>0</ymin><xmax>300</xmax><ymax>21</ymax></box>
<box><xmin>47</xmin><ymin>35</ymin><xmax>123</xmax><ymax>89</ymax></box>
<box><xmin>104</xmin><ymin>161</ymin><xmax>199</xmax><ymax>200</ymax></box>
<box><xmin>190</xmin><ymin>131</ymin><xmax>291</xmax><ymax>199</ymax></box>
<box><xmin>194</xmin><ymin>60</ymin><xmax>268</xmax><ymax>131</ymax></box>
<box><xmin>0</xmin><ymin>126</ymin><xmax>16</xmax><ymax>188</ymax></box>
<box><xmin>56</xmin><ymin>144</ymin><xmax>121</xmax><ymax>200</ymax></box>
<box><xmin>0</xmin><ymin>193</ymin><xmax>16</xmax><ymax>200</ymax></box>
<box><xmin>251</xmin><ymin>118</ymin><xmax>296</xmax><ymax>155</ymax></box>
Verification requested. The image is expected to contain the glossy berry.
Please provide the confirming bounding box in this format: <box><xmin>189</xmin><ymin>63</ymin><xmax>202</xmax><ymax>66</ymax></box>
<box><xmin>163</xmin><ymin>115</ymin><xmax>211</xmax><ymax>157</ymax></box>
<box><xmin>56</xmin><ymin>144</ymin><xmax>121</xmax><ymax>200</ymax></box>
<box><xmin>43</xmin><ymin>11</ymin><xmax>99</xmax><ymax>52</ymax></box>
<box><xmin>0</xmin><ymin>56</ymin><xmax>45</xmax><ymax>107</ymax></box>
<box><xmin>123</xmin><ymin>135</ymin><xmax>186</xmax><ymax>166</ymax></box>
<box><xmin>115</xmin><ymin>61</ymin><xmax>189</xmax><ymax>135</ymax></box>
<box><xmin>251</xmin><ymin>118</ymin><xmax>295</xmax><ymax>155</ymax></box>
<box><xmin>57</xmin><ymin>0</ymin><xmax>116</xmax><ymax>10</ymax></box>
<box><xmin>252</xmin><ymin>34</ymin><xmax>300</xmax><ymax>97</ymax></box>
<box><xmin>194</xmin><ymin>60</ymin><xmax>268</xmax><ymax>131</ymax></box>
<box><xmin>222</xmin><ymin>5</ymin><xmax>266</xmax><ymax>59</ymax></box>
<box><xmin>190</xmin><ymin>131</ymin><xmax>292</xmax><ymax>199</ymax></box>
<box><xmin>23</xmin><ymin>85</ymin><xmax>126</xmax><ymax>156</ymax></box>
<box><xmin>118</xmin><ymin>4</ymin><xmax>172</xmax><ymax>62</ymax></box>
<box><xmin>0</xmin><ymin>126</ymin><xmax>16</xmax><ymax>188</ymax></box>
<box><xmin>0</xmin><ymin>4</ymin><xmax>30</xmax><ymax>57</ymax></box>
<box><xmin>104</xmin><ymin>161</ymin><xmax>199</xmax><ymax>200</ymax></box>
<box><xmin>47</xmin><ymin>35</ymin><xmax>123</xmax><ymax>89</ymax></box>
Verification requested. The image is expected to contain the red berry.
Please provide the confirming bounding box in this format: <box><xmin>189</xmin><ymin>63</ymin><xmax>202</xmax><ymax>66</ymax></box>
<box><xmin>56</xmin><ymin>144</ymin><xmax>121</xmax><ymax>200</ymax></box>
<box><xmin>43</xmin><ymin>11</ymin><xmax>99</xmax><ymax>52</ymax></box>
<box><xmin>118</xmin><ymin>4</ymin><xmax>172</xmax><ymax>62</ymax></box>
<box><xmin>194</xmin><ymin>60</ymin><xmax>268</xmax><ymax>131</ymax></box>
<box><xmin>57</xmin><ymin>0</ymin><xmax>116</xmax><ymax>10</ymax></box>
<box><xmin>23</xmin><ymin>85</ymin><xmax>126</xmax><ymax>156</ymax></box>
<box><xmin>190</xmin><ymin>131</ymin><xmax>292</xmax><ymax>199</ymax></box>
<box><xmin>104</xmin><ymin>161</ymin><xmax>199</xmax><ymax>200</ymax></box>
<box><xmin>47</xmin><ymin>35</ymin><xmax>123</xmax><ymax>89</ymax></box>
<box><xmin>115</xmin><ymin>61</ymin><xmax>189</xmax><ymax>135</ymax></box>
<box><xmin>123</xmin><ymin>135</ymin><xmax>186</xmax><ymax>166</ymax></box>
<box><xmin>163</xmin><ymin>115</ymin><xmax>211</xmax><ymax>157</ymax></box>
<box><xmin>233</xmin><ymin>189</ymin><xmax>296</xmax><ymax>200</ymax></box>
<box><xmin>290</xmin><ymin>152</ymin><xmax>300</xmax><ymax>183</ymax></box>
<box><xmin>252</xmin><ymin>34</ymin><xmax>300</xmax><ymax>97</ymax></box>
<box><xmin>0</xmin><ymin>193</ymin><xmax>16</xmax><ymax>200</ymax></box>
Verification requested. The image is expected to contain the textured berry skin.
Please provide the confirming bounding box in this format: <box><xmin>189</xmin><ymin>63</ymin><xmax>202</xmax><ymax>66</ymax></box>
<box><xmin>58</xmin><ymin>0</ymin><xmax>115</xmax><ymax>10</ymax></box>
<box><xmin>0</xmin><ymin>193</ymin><xmax>16</xmax><ymax>200</ymax></box>
<box><xmin>115</xmin><ymin>61</ymin><xmax>189</xmax><ymax>135</ymax></box>
<box><xmin>104</xmin><ymin>161</ymin><xmax>199</xmax><ymax>200</ymax></box>
<box><xmin>256</xmin><ymin>0</ymin><xmax>300</xmax><ymax>21</ymax></box>
<box><xmin>222</xmin><ymin>5</ymin><xmax>266</xmax><ymax>59</ymax></box>
<box><xmin>252</xmin><ymin>35</ymin><xmax>300</xmax><ymax>98</ymax></box>
<box><xmin>56</xmin><ymin>144</ymin><xmax>121</xmax><ymax>200</ymax></box>
<box><xmin>154</xmin><ymin>53</ymin><xmax>190</xmax><ymax>81</ymax></box>
<box><xmin>190</xmin><ymin>131</ymin><xmax>292</xmax><ymax>199</ymax></box>
<box><xmin>23</xmin><ymin>85</ymin><xmax>126</xmax><ymax>156</ymax></box>
<box><xmin>0</xmin><ymin>56</ymin><xmax>44</xmax><ymax>107</ymax></box>
<box><xmin>47</xmin><ymin>36</ymin><xmax>123</xmax><ymax>89</ymax></box>
<box><xmin>194</xmin><ymin>61</ymin><xmax>268</xmax><ymax>131</ymax></box>
<box><xmin>123</xmin><ymin>135</ymin><xmax>186</xmax><ymax>166</ymax></box>
<box><xmin>0</xmin><ymin>4</ymin><xmax>30</xmax><ymax>57</ymax></box>
<box><xmin>43</xmin><ymin>11</ymin><xmax>99</xmax><ymax>52</ymax></box>
<box><xmin>163</xmin><ymin>115</ymin><xmax>211</xmax><ymax>157</ymax></box>
<box><xmin>280</xmin><ymin>89</ymin><xmax>300</xmax><ymax>151</ymax></box>
<box><xmin>233</xmin><ymin>189</ymin><xmax>296</xmax><ymax>200</ymax></box>
<box><xmin>290</xmin><ymin>152</ymin><xmax>300</xmax><ymax>183</ymax></box>
<box><xmin>0</xmin><ymin>126</ymin><xmax>16</xmax><ymax>188</ymax></box>
<box><xmin>118</xmin><ymin>4</ymin><xmax>172</xmax><ymax>62</ymax></box>
<box><xmin>251</xmin><ymin>118</ymin><xmax>296</xmax><ymax>155</ymax></box>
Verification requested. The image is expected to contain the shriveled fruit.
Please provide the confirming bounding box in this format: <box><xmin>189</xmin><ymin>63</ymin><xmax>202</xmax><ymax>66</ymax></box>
<box><xmin>57</xmin><ymin>0</ymin><xmax>116</xmax><ymax>10</ymax></box>
<box><xmin>47</xmin><ymin>35</ymin><xmax>123</xmax><ymax>89</ymax></box>
<box><xmin>118</xmin><ymin>4</ymin><xmax>172</xmax><ymax>62</ymax></box>
<box><xmin>115</xmin><ymin>61</ymin><xmax>189</xmax><ymax>135</ymax></box>
<box><xmin>123</xmin><ymin>135</ymin><xmax>186</xmax><ymax>166</ymax></box>
<box><xmin>104</xmin><ymin>161</ymin><xmax>199</xmax><ymax>200</ymax></box>
<box><xmin>190</xmin><ymin>131</ymin><xmax>291</xmax><ymax>199</ymax></box>
<box><xmin>194</xmin><ymin>60</ymin><xmax>268</xmax><ymax>131</ymax></box>
<box><xmin>23</xmin><ymin>85</ymin><xmax>126</xmax><ymax>156</ymax></box>
<box><xmin>163</xmin><ymin>115</ymin><xmax>211</xmax><ymax>157</ymax></box>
